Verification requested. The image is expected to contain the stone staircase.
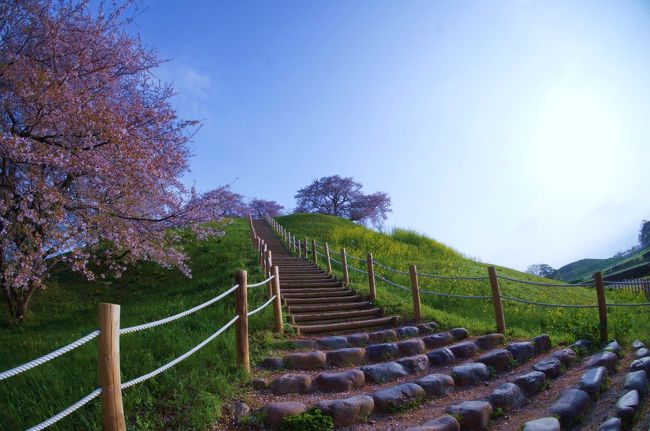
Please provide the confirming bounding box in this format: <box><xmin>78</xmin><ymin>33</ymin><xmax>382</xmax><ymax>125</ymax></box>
<box><xmin>253</xmin><ymin>220</ymin><xmax>399</xmax><ymax>335</ymax></box>
<box><xmin>232</xmin><ymin>324</ymin><xmax>650</xmax><ymax>430</ymax></box>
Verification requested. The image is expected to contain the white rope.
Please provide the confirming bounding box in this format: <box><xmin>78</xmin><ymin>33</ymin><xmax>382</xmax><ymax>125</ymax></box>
<box><xmin>248</xmin><ymin>296</ymin><xmax>276</xmax><ymax>317</ymax></box>
<box><xmin>120</xmin><ymin>285</ymin><xmax>239</xmax><ymax>334</ymax></box>
<box><xmin>26</xmin><ymin>388</ymin><xmax>103</xmax><ymax>431</ymax></box>
<box><xmin>0</xmin><ymin>330</ymin><xmax>100</xmax><ymax>380</ymax></box>
<box><xmin>607</xmin><ymin>302</ymin><xmax>650</xmax><ymax>307</ymax></box>
<box><xmin>374</xmin><ymin>274</ymin><xmax>412</xmax><ymax>292</ymax></box>
<box><xmin>347</xmin><ymin>263</ymin><xmax>368</xmax><ymax>275</ymax></box>
<box><xmin>373</xmin><ymin>259</ymin><xmax>411</xmax><ymax>275</ymax></box>
<box><xmin>497</xmin><ymin>275</ymin><xmax>593</xmax><ymax>287</ymax></box>
<box><xmin>500</xmin><ymin>295</ymin><xmax>598</xmax><ymax>308</ymax></box>
<box><xmin>420</xmin><ymin>288</ymin><xmax>492</xmax><ymax>300</ymax></box>
<box><xmin>417</xmin><ymin>272</ymin><xmax>489</xmax><ymax>281</ymax></box>
<box><xmin>346</xmin><ymin>253</ymin><xmax>366</xmax><ymax>263</ymax></box>
<box><xmin>121</xmin><ymin>315</ymin><xmax>240</xmax><ymax>389</ymax></box>
<box><xmin>248</xmin><ymin>275</ymin><xmax>275</xmax><ymax>288</ymax></box>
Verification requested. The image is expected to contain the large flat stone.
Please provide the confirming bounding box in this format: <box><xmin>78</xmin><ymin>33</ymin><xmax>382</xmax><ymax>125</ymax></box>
<box><xmin>598</xmin><ymin>417</ymin><xmax>622</xmax><ymax>431</ymax></box>
<box><xmin>423</xmin><ymin>332</ymin><xmax>453</xmax><ymax>348</ymax></box>
<box><xmin>417</xmin><ymin>321</ymin><xmax>440</xmax><ymax>334</ymax></box>
<box><xmin>398</xmin><ymin>338</ymin><xmax>426</xmax><ymax>356</ymax></box>
<box><xmin>506</xmin><ymin>341</ymin><xmax>536</xmax><ymax>363</ymax></box>
<box><xmin>585</xmin><ymin>351</ymin><xmax>618</xmax><ymax>373</ymax></box>
<box><xmin>317</xmin><ymin>336</ymin><xmax>348</xmax><ymax>349</ymax></box>
<box><xmin>630</xmin><ymin>357</ymin><xmax>650</xmax><ymax>373</ymax></box>
<box><xmin>488</xmin><ymin>382</ymin><xmax>526</xmax><ymax>412</ymax></box>
<box><xmin>326</xmin><ymin>348</ymin><xmax>365</xmax><ymax>367</ymax></box>
<box><xmin>427</xmin><ymin>348</ymin><xmax>456</xmax><ymax>366</ymax></box>
<box><xmin>294</xmin><ymin>339</ymin><xmax>317</xmax><ymax>350</ymax></box>
<box><xmin>623</xmin><ymin>370</ymin><xmax>647</xmax><ymax>396</ymax></box>
<box><xmin>261</xmin><ymin>357</ymin><xmax>285</xmax><ymax>370</ymax></box>
<box><xmin>551</xmin><ymin>348</ymin><xmax>577</xmax><ymax>366</ymax></box>
<box><xmin>532</xmin><ymin>334</ymin><xmax>551</xmax><ymax>353</ymax></box>
<box><xmin>578</xmin><ymin>366</ymin><xmax>607</xmax><ymax>399</ymax></box>
<box><xmin>570</xmin><ymin>339</ymin><xmax>590</xmax><ymax>354</ymax></box>
<box><xmin>316</xmin><ymin>369</ymin><xmax>365</xmax><ymax>392</ymax></box>
<box><xmin>346</xmin><ymin>332</ymin><xmax>370</xmax><ymax>347</ymax></box>
<box><xmin>264</xmin><ymin>401</ymin><xmax>307</xmax><ymax>428</ymax></box>
<box><xmin>397</xmin><ymin>326</ymin><xmax>420</xmax><ymax>338</ymax></box>
<box><xmin>315</xmin><ymin>395</ymin><xmax>374</xmax><ymax>427</ymax></box>
<box><xmin>635</xmin><ymin>347</ymin><xmax>650</xmax><ymax>359</ymax></box>
<box><xmin>284</xmin><ymin>351</ymin><xmax>326</xmax><ymax>369</ymax></box>
<box><xmin>397</xmin><ymin>354</ymin><xmax>430</xmax><ymax>373</ymax></box>
<box><xmin>406</xmin><ymin>415</ymin><xmax>461</xmax><ymax>431</ymax></box>
<box><xmin>366</xmin><ymin>343</ymin><xmax>399</xmax><ymax>362</ymax></box>
<box><xmin>272</xmin><ymin>374</ymin><xmax>312</xmax><ymax>395</ymax></box>
<box><xmin>478</xmin><ymin>349</ymin><xmax>513</xmax><ymax>371</ymax></box>
<box><xmin>475</xmin><ymin>333</ymin><xmax>505</xmax><ymax>350</ymax></box>
<box><xmin>361</xmin><ymin>361</ymin><xmax>409</xmax><ymax>384</ymax></box>
<box><xmin>604</xmin><ymin>340</ymin><xmax>621</xmax><ymax>355</ymax></box>
<box><xmin>533</xmin><ymin>358</ymin><xmax>562</xmax><ymax>378</ymax></box>
<box><xmin>632</xmin><ymin>340</ymin><xmax>645</xmax><ymax>350</ymax></box>
<box><xmin>548</xmin><ymin>389</ymin><xmax>590</xmax><ymax>428</ymax></box>
<box><xmin>415</xmin><ymin>373</ymin><xmax>455</xmax><ymax>397</ymax></box>
<box><xmin>372</xmin><ymin>382</ymin><xmax>426</xmax><ymax>412</ymax></box>
<box><xmin>368</xmin><ymin>329</ymin><xmax>398</xmax><ymax>343</ymax></box>
<box><xmin>450</xmin><ymin>328</ymin><xmax>469</xmax><ymax>340</ymax></box>
<box><xmin>522</xmin><ymin>417</ymin><xmax>561</xmax><ymax>431</ymax></box>
<box><xmin>448</xmin><ymin>341</ymin><xmax>479</xmax><ymax>359</ymax></box>
<box><xmin>446</xmin><ymin>400</ymin><xmax>492</xmax><ymax>431</ymax></box>
<box><xmin>513</xmin><ymin>371</ymin><xmax>547</xmax><ymax>396</ymax></box>
<box><xmin>616</xmin><ymin>390</ymin><xmax>639</xmax><ymax>422</ymax></box>
<box><xmin>451</xmin><ymin>362</ymin><xmax>490</xmax><ymax>386</ymax></box>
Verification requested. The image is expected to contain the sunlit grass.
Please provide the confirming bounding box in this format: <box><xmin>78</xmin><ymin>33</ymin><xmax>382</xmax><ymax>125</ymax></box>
<box><xmin>279</xmin><ymin>213</ymin><xmax>649</xmax><ymax>346</ymax></box>
<box><xmin>0</xmin><ymin>218</ymin><xmax>283</xmax><ymax>430</ymax></box>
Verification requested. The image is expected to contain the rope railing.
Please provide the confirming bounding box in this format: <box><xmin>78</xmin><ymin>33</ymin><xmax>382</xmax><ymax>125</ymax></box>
<box><xmin>121</xmin><ymin>315</ymin><xmax>240</xmax><ymax>390</ymax></box>
<box><xmin>0</xmin><ymin>330</ymin><xmax>100</xmax><ymax>381</ymax></box>
<box><xmin>26</xmin><ymin>388</ymin><xmax>103</xmax><ymax>431</ymax></box>
<box><xmin>497</xmin><ymin>275</ymin><xmax>594</xmax><ymax>287</ymax></box>
<box><xmin>372</xmin><ymin>259</ymin><xmax>410</xmax><ymax>275</ymax></box>
<box><xmin>347</xmin><ymin>263</ymin><xmax>368</xmax><ymax>275</ymax></box>
<box><xmin>247</xmin><ymin>274</ymin><xmax>275</xmax><ymax>288</ymax></box>
<box><xmin>420</xmin><ymin>288</ymin><xmax>492</xmax><ymax>300</ymax></box>
<box><xmin>417</xmin><ymin>271</ymin><xmax>489</xmax><ymax>281</ymax></box>
<box><xmin>120</xmin><ymin>284</ymin><xmax>239</xmax><ymax>334</ymax></box>
<box><xmin>247</xmin><ymin>295</ymin><xmax>277</xmax><ymax>317</ymax></box>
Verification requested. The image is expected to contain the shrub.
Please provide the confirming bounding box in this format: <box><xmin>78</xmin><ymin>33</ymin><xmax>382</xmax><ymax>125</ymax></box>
<box><xmin>279</xmin><ymin>409</ymin><xmax>333</xmax><ymax>431</ymax></box>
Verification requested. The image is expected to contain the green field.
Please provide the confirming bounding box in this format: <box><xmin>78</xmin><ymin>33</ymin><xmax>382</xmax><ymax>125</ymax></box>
<box><xmin>277</xmin><ymin>213</ymin><xmax>649</xmax><ymax>346</ymax></box>
<box><xmin>0</xmin><ymin>218</ymin><xmax>285</xmax><ymax>431</ymax></box>
<box><xmin>555</xmin><ymin>246</ymin><xmax>650</xmax><ymax>283</ymax></box>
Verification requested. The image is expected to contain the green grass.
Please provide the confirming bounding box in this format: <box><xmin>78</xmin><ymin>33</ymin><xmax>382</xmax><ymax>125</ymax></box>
<box><xmin>555</xmin><ymin>246</ymin><xmax>650</xmax><ymax>283</ymax></box>
<box><xmin>277</xmin><ymin>213</ymin><xmax>650</xmax><ymax>346</ymax></box>
<box><xmin>0</xmin><ymin>218</ymin><xmax>284</xmax><ymax>430</ymax></box>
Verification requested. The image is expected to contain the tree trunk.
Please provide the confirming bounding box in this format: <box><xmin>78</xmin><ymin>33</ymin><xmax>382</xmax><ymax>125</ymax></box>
<box><xmin>2</xmin><ymin>282</ymin><xmax>36</xmax><ymax>325</ymax></box>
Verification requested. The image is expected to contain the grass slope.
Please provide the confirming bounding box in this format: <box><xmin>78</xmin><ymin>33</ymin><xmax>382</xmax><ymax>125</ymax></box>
<box><xmin>278</xmin><ymin>213</ymin><xmax>649</xmax><ymax>346</ymax></box>
<box><xmin>556</xmin><ymin>247</ymin><xmax>650</xmax><ymax>282</ymax></box>
<box><xmin>0</xmin><ymin>218</ymin><xmax>283</xmax><ymax>431</ymax></box>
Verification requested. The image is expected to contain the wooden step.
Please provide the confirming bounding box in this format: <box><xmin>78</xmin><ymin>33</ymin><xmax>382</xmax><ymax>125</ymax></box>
<box><xmin>290</xmin><ymin>308</ymin><xmax>383</xmax><ymax>323</ymax></box>
<box><xmin>295</xmin><ymin>316</ymin><xmax>399</xmax><ymax>334</ymax></box>
<box><xmin>287</xmin><ymin>301</ymin><xmax>372</xmax><ymax>313</ymax></box>
<box><xmin>279</xmin><ymin>287</ymin><xmax>348</xmax><ymax>294</ymax></box>
<box><xmin>284</xmin><ymin>295</ymin><xmax>363</xmax><ymax>305</ymax></box>
<box><xmin>281</xmin><ymin>281</ymin><xmax>344</xmax><ymax>288</ymax></box>
<box><xmin>282</xmin><ymin>290</ymin><xmax>354</xmax><ymax>299</ymax></box>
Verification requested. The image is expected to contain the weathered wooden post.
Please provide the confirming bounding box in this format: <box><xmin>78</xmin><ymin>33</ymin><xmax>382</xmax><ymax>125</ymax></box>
<box><xmin>303</xmin><ymin>239</ymin><xmax>308</xmax><ymax>259</ymax></box>
<box><xmin>594</xmin><ymin>272</ymin><xmax>608</xmax><ymax>343</ymax></box>
<box><xmin>272</xmin><ymin>266</ymin><xmax>283</xmax><ymax>334</ymax></box>
<box><xmin>367</xmin><ymin>253</ymin><xmax>377</xmax><ymax>300</ymax></box>
<box><xmin>409</xmin><ymin>265</ymin><xmax>422</xmax><ymax>322</ymax></box>
<box><xmin>487</xmin><ymin>266</ymin><xmax>506</xmax><ymax>334</ymax></box>
<box><xmin>266</xmin><ymin>250</ymin><xmax>273</xmax><ymax>296</ymax></box>
<box><xmin>234</xmin><ymin>270</ymin><xmax>250</xmax><ymax>374</ymax></box>
<box><xmin>297</xmin><ymin>238</ymin><xmax>302</xmax><ymax>258</ymax></box>
<box><xmin>98</xmin><ymin>303</ymin><xmax>126</xmax><ymax>431</ymax></box>
<box><xmin>325</xmin><ymin>243</ymin><xmax>332</xmax><ymax>274</ymax></box>
<box><xmin>312</xmin><ymin>239</ymin><xmax>317</xmax><ymax>264</ymax></box>
<box><xmin>341</xmin><ymin>247</ymin><xmax>350</xmax><ymax>287</ymax></box>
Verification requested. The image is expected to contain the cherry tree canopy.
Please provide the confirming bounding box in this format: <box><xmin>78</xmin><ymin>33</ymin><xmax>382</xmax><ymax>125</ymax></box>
<box><xmin>0</xmin><ymin>0</ymin><xmax>230</xmax><ymax>322</ymax></box>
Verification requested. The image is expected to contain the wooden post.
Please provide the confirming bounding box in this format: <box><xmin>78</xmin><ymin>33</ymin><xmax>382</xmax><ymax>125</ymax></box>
<box><xmin>409</xmin><ymin>265</ymin><xmax>422</xmax><ymax>322</ymax></box>
<box><xmin>367</xmin><ymin>253</ymin><xmax>377</xmax><ymax>300</ymax></box>
<box><xmin>325</xmin><ymin>243</ymin><xmax>332</xmax><ymax>274</ymax></box>
<box><xmin>341</xmin><ymin>247</ymin><xmax>350</xmax><ymax>287</ymax></box>
<box><xmin>272</xmin><ymin>266</ymin><xmax>283</xmax><ymax>334</ymax></box>
<box><xmin>98</xmin><ymin>303</ymin><xmax>126</xmax><ymax>431</ymax></box>
<box><xmin>234</xmin><ymin>270</ymin><xmax>250</xmax><ymax>374</ymax></box>
<box><xmin>266</xmin><ymin>250</ymin><xmax>273</xmax><ymax>294</ymax></box>
<box><xmin>297</xmin><ymin>238</ymin><xmax>301</xmax><ymax>258</ymax></box>
<box><xmin>487</xmin><ymin>266</ymin><xmax>506</xmax><ymax>334</ymax></box>
<box><xmin>304</xmin><ymin>239</ymin><xmax>308</xmax><ymax>259</ymax></box>
<box><xmin>312</xmin><ymin>239</ymin><xmax>317</xmax><ymax>264</ymax></box>
<box><xmin>594</xmin><ymin>272</ymin><xmax>608</xmax><ymax>343</ymax></box>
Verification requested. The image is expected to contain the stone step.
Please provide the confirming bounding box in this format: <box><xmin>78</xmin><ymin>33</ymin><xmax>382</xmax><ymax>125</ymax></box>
<box><xmin>290</xmin><ymin>308</ymin><xmax>383</xmax><ymax>323</ymax></box>
<box><xmin>295</xmin><ymin>316</ymin><xmax>398</xmax><ymax>335</ymax></box>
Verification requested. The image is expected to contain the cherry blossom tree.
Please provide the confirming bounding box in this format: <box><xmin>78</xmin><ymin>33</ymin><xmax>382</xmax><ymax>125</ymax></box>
<box><xmin>295</xmin><ymin>175</ymin><xmax>391</xmax><ymax>228</ymax></box>
<box><xmin>248</xmin><ymin>198</ymin><xmax>284</xmax><ymax>219</ymax></box>
<box><xmin>0</xmin><ymin>0</ymin><xmax>229</xmax><ymax>322</ymax></box>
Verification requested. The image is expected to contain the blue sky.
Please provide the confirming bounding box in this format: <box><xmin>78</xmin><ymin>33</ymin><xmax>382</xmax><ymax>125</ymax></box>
<box><xmin>130</xmin><ymin>0</ymin><xmax>650</xmax><ymax>271</ymax></box>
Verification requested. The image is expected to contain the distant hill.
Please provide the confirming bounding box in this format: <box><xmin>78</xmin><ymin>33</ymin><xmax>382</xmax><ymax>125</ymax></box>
<box><xmin>555</xmin><ymin>247</ymin><xmax>650</xmax><ymax>283</ymax></box>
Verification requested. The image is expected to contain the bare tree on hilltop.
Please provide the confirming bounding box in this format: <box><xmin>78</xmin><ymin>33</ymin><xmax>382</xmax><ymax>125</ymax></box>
<box><xmin>294</xmin><ymin>175</ymin><xmax>391</xmax><ymax>228</ymax></box>
<box><xmin>526</xmin><ymin>264</ymin><xmax>557</xmax><ymax>279</ymax></box>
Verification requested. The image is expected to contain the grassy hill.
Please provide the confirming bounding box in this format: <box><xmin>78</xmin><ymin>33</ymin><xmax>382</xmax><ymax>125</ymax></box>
<box><xmin>0</xmin><ymin>218</ymin><xmax>286</xmax><ymax>430</ymax></box>
<box><xmin>278</xmin><ymin>213</ymin><xmax>649</xmax><ymax>345</ymax></box>
<box><xmin>555</xmin><ymin>247</ymin><xmax>650</xmax><ymax>282</ymax></box>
